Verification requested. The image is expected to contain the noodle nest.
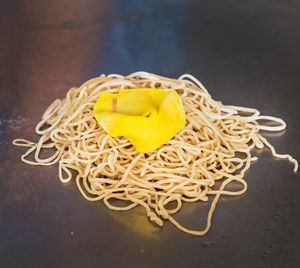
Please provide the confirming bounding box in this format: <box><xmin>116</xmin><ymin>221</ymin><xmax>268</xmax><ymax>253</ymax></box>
<box><xmin>13</xmin><ymin>72</ymin><xmax>298</xmax><ymax>236</ymax></box>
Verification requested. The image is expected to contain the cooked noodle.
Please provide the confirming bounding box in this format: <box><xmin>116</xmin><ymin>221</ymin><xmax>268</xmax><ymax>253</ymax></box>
<box><xmin>13</xmin><ymin>72</ymin><xmax>298</xmax><ymax>235</ymax></box>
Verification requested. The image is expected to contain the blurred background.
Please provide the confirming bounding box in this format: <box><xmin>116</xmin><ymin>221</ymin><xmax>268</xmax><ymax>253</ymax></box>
<box><xmin>1</xmin><ymin>0</ymin><xmax>300</xmax><ymax>267</ymax></box>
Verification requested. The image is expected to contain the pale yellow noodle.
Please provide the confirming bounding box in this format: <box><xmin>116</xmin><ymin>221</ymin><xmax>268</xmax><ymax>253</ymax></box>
<box><xmin>13</xmin><ymin>72</ymin><xmax>298</xmax><ymax>236</ymax></box>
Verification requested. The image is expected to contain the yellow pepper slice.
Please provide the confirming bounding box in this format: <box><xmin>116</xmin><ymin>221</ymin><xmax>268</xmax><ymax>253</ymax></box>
<box><xmin>93</xmin><ymin>88</ymin><xmax>186</xmax><ymax>153</ymax></box>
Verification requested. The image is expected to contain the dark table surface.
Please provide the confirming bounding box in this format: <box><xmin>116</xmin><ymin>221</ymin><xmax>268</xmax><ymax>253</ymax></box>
<box><xmin>1</xmin><ymin>0</ymin><xmax>300</xmax><ymax>267</ymax></box>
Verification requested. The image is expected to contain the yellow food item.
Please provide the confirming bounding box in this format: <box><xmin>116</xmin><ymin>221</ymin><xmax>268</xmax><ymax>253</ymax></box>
<box><xmin>93</xmin><ymin>88</ymin><xmax>186</xmax><ymax>153</ymax></box>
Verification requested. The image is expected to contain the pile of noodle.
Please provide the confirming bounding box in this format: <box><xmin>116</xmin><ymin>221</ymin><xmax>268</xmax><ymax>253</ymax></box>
<box><xmin>13</xmin><ymin>72</ymin><xmax>298</xmax><ymax>236</ymax></box>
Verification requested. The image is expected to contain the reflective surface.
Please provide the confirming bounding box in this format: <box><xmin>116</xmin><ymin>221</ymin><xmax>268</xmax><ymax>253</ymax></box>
<box><xmin>1</xmin><ymin>0</ymin><xmax>300</xmax><ymax>267</ymax></box>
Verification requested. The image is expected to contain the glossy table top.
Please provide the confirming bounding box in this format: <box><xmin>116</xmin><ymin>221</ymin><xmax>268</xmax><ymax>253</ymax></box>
<box><xmin>1</xmin><ymin>0</ymin><xmax>300</xmax><ymax>267</ymax></box>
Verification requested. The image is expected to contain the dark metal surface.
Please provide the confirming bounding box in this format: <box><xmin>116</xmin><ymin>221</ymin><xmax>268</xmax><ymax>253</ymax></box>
<box><xmin>1</xmin><ymin>0</ymin><xmax>300</xmax><ymax>267</ymax></box>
